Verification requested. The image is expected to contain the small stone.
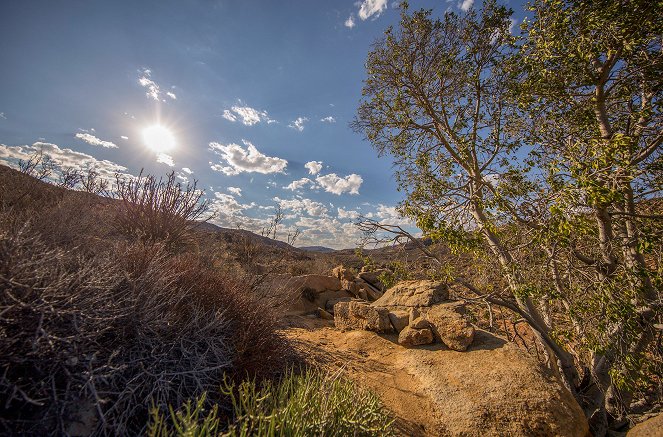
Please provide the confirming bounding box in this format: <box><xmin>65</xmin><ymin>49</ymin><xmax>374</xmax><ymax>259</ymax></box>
<box><xmin>410</xmin><ymin>316</ymin><xmax>430</xmax><ymax>329</ymax></box>
<box><xmin>398</xmin><ymin>326</ymin><xmax>434</xmax><ymax>347</ymax></box>
<box><xmin>388</xmin><ymin>310</ymin><xmax>410</xmax><ymax>332</ymax></box>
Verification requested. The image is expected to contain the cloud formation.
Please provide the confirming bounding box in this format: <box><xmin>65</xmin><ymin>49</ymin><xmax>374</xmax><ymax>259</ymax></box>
<box><xmin>459</xmin><ymin>0</ymin><xmax>474</xmax><ymax>12</ymax></box>
<box><xmin>315</xmin><ymin>173</ymin><xmax>363</xmax><ymax>195</ymax></box>
<box><xmin>138</xmin><ymin>69</ymin><xmax>177</xmax><ymax>101</ymax></box>
<box><xmin>75</xmin><ymin>132</ymin><xmax>118</xmax><ymax>148</ymax></box>
<box><xmin>156</xmin><ymin>153</ymin><xmax>175</xmax><ymax>167</ymax></box>
<box><xmin>345</xmin><ymin>15</ymin><xmax>355</xmax><ymax>28</ymax></box>
<box><xmin>209</xmin><ymin>140</ymin><xmax>287</xmax><ymax>175</ymax></box>
<box><xmin>274</xmin><ymin>197</ymin><xmax>328</xmax><ymax>217</ymax></box>
<box><xmin>304</xmin><ymin>160</ymin><xmax>323</xmax><ymax>175</ymax></box>
<box><xmin>284</xmin><ymin>177</ymin><xmax>313</xmax><ymax>191</ymax></box>
<box><xmin>0</xmin><ymin>142</ymin><xmax>128</xmax><ymax>182</ymax></box>
<box><xmin>337</xmin><ymin>207</ymin><xmax>360</xmax><ymax>220</ymax></box>
<box><xmin>288</xmin><ymin>116</ymin><xmax>308</xmax><ymax>132</ymax></box>
<box><xmin>320</xmin><ymin>116</ymin><xmax>336</xmax><ymax>123</ymax></box>
<box><xmin>358</xmin><ymin>0</ymin><xmax>388</xmax><ymax>20</ymax></box>
<box><xmin>222</xmin><ymin>105</ymin><xmax>275</xmax><ymax>126</ymax></box>
<box><xmin>227</xmin><ymin>186</ymin><xmax>242</xmax><ymax>196</ymax></box>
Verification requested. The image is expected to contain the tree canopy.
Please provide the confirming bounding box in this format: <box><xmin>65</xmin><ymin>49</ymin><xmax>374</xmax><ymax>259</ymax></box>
<box><xmin>354</xmin><ymin>1</ymin><xmax>662</xmax><ymax>435</ymax></box>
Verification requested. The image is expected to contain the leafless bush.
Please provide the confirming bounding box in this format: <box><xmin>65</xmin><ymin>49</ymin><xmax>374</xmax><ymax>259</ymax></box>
<box><xmin>18</xmin><ymin>150</ymin><xmax>55</xmax><ymax>181</ymax></box>
<box><xmin>0</xmin><ymin>223</ymin><xmax>292</xmax><ymax>435</ymax></box>
<box><xmin>57</xmin><ymin>167</ymin><xmax>82</xmax><ymax>189</ymax></box>
<box><xmin>80</xmin><ymin>168</ymin><xmax>109</xmax><ymax>195</ymax></box>
<box><xmin>114</xmin><ymin>170</ymin><xmax>210</xmax><ymax>249</ymax></box>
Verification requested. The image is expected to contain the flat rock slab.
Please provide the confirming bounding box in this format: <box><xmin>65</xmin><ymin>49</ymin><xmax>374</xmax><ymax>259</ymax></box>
<box><xmin>286</xmin><ymin>326</ymin><xmax>589</xmax><ymax>437</ymax></box>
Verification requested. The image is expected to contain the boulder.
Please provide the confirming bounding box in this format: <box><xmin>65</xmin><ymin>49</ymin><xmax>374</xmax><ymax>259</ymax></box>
<box><xmin>398</xmin><ymin>326</ymin><xmax>434</xmax><ymax>347</ymax></box>
<box><xmin>334</xmin><ymin>301</ymin><xmax>393</xmax><ymax>333</ymax></box>
<box><xmin>341</xmin><ymin>278</ymin><xmax>359</xmax><ymax>295</ymax></box>
<box><xmin>409</xmin><ymin>307</ymin><xmax>421</xmax><ymax>324</ymax></box>
<box><xmin>317</xmin><ymin>307</ymin><xmax>334</xmax><ymax>320</ymax></box>
<box><xmin>332</xmin><ymin>265</ymin><xmax>355</xmax><ymax>282</ymax></box>
<box><xmin>358</xmin><ymin>269</ymin><xmax>389</xmax><ymax>291</ymax></box>
<box><xmin>325</xmin><ymin>296</ymin><xmax>353</xmax><ymax>314</ymax></box>
<box><xmin>426</xmin><ymin>302</ymin><xmax>475</xmax><ymax>351</ymax></box>
<box><xmin>410</xmin><ymin>316</ymin><xmax>430</xmax><ymax>330</ymax></box>
<box><xmin>388</xmin><ymin>310</ymin><xmax>410</xmax><ymax>332</ymax></box>
<box><xmin>358</xmin><ymin>279</ymin><xmax>384</xmax><ymax>301</ymax></box>
<box><xmin>296</xmin><ymin>274</ymin><xmax>342</xmax><ymax>293</ymax></box>
<box><xmin>372</xmin><ymin>280</ymin><xmax>449</xmax><ymax>309</ymax></box>
<box><xmin>628</xmin><ymin>413</ymin><xmax>663</xmax><ymax>436</ymax></box>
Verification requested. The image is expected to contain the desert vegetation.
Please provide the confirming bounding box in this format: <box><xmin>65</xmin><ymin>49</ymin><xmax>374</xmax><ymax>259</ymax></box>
<box><xmin>353</xmin><ymin>0</ymin><xmax>661</xmax><ymax>435</ymax></box>
<box><xmin>0</xmin><ymin>163</ymin><xmax>394</xmax><ymax>435</ymax></box>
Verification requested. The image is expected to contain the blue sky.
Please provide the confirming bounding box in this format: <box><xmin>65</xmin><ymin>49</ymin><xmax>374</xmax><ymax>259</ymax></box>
<box><xmin>0</xmin><ymin>0</ymin><xmax>528</xmax><ymax>249</ymax></box>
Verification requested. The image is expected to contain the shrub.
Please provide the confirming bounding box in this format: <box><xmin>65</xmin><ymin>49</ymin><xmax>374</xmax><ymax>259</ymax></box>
<box><xmin>0</xmin><ymin>223</ymin><xmax>293</xmax><ymax>435</ymax></box>
<box><xmin>148</xmin><ymin>368</ymin><xmax>395</xmax><ymax>437</ymax></box>
<box><xmin>114</xmin><ymin>170</ymin><xmax>210</xmax><ymax>249</ymax></box>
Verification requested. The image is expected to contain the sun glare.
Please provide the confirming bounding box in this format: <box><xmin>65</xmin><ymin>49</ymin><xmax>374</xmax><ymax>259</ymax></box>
<box><xmin>142</xmin><ymin>124</ymin><xmax>176</xmax><ymax>153</ymax></box>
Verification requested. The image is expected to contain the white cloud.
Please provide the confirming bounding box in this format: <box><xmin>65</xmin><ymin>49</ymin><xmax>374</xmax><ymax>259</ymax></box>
<box><xmin>320</xmin><ymin>116</ymin><xmax>336</xmax><ymax>123</ymax></box>
<box><xmin>304</xmin><ymin>160</ymin><xmax>323</xmax><ymax>175</ymax></box>
<box><xmin>0</xmin><ymin>142</ymin><xmax>128</xmax><ymax>183</ymax></box>
<box><xmin>138</xmin><ymin>69</ymin><xmax>160</xmax><ymax>100</ymax></box>
<box><xmin>373</xmin><ymin>203</ymin><xmax>414</xmax><ymax>227</ymax></box>
<box><xmin>227</xmin><ymin>186</ymin><xmax>242</xmax><ymax>196</ymax></box>
<box><xmin>222</xmin><ymin>105</ymin><xmax>274</xmax><ymax>126</ymax></box>
<box><xmin>156</xmin><ymin>153</ymin><xmax>175</xmax><ymax>166</ymax></box>
<box><xmin>315</xmin><ymin>173</ymin><xmax>363</xmax><ymax>195</ymax></box>
<box><xmin>337</xmin><ymin>207</ymin><xmax>360</xmax><ymax>220</ymax></box>
<box><xmin>509</xmin><ymin>18</ymin><xmax>518</xmax><ymax>34</ymax></box>
<box><xmin>181</xmin><ymin>167</ymin><xmax>193</xmax><ymax>174</ymax></box>
<box><xmin>274</xmin><ymin>197</ymin><xmax>328</xmax><ymax>217</ymax></box>
<box><xmin>0</xmin><ymin>112</ymin><xmax>6</xmax><ymax>120</ymax></box>
<box><xmin>345</xmin><ymin>15</ymin><xmax>356</xmax><ymax>28</ymax></box>
<box><xmin>284</xmin><ymin>177</ymin><xmax>313</xmax><ymax>191</ymax></box>
<box><xmin>138</xmin><ymin>68</ymin><xmax>176</xmax><ymax>102</ymax></box>
<box><xmin>288</xmin><ymin>116</ymin><xmax>308</xmax><ymax>132</ymax></box>
<box><xmin>74</xmin><ymin>132</ymin><xmax>118</xmax><ymax>148</ymax></box>
<box><xmin>222</xmin><ymin>110</ymin><xmax>237</xmax><ymax>122</ymax></box>
<box><xmin>358</xmin><ymin>0</ymin><xmax>388</xmax><ymax>20</ymax></box>
<box><xmin>459</xmin><ymin>0</ymin><xmax>474</xmax><ymax>12</ymax></box>
<box><xmin>209</xmin><ymin>140</ymin><xmax>288</xmax><ymax>175</ymax></box>
<box><xmin>208</xmin><ymin>192</ymin><xmax>256</xmax><ymax>223</ymax></box>
<box><xmin>120</xmin><ymin>136</ymin><xmax>129</xmax><ymax>140</ymax></box>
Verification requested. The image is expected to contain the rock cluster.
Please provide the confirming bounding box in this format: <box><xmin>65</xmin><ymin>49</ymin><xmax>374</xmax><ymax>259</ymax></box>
<box><xmin>331</xmin><ymin>265</ymin><xmax>387</xmax><ymax>301</ymax></box>
<box><xmin>333</xmin><ymin>274</ymin><xmax>476</xmax><ymax>351</ymax></box>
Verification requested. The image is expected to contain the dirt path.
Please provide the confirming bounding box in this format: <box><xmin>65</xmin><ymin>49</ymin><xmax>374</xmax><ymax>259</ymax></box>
<box><xmin>284</xmin><ymin>317</ymin><xmax>447</xmax><ymax>436</ymax></box>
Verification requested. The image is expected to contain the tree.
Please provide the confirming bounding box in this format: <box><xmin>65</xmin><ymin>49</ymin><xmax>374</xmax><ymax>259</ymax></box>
<box><xmin>353</xmin><ymin>1</ymin><xmax>661</xmax><ymax>434</ymax></box>
<box><xmin>517</xmin><ymin>0</ymin><xmax>662</xmax><ymax>431</ymax></box>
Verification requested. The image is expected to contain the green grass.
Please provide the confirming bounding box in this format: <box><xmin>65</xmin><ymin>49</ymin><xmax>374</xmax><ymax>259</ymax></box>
<box><xmin>148</xmin><ymin>368</ymin><xmax>395</xmax><ymax>437</ymax></box>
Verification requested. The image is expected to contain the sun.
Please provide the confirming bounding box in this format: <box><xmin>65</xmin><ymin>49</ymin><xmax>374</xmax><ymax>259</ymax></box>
<box><xmin>142</xmin><ymin>124</ymin><xmax>176</xmax><ymax>153</ymax></box>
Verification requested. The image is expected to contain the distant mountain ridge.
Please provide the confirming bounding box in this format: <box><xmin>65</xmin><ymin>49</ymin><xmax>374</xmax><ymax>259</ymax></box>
<box><xmin>299</xmin><ymin>245</ymin><xmax>336</xmax><ymax>253</ymax></box>
<box><xmin>196</xmin><ymin>221</ymin><xmax>297</xmax><ymax>250</ymax></box>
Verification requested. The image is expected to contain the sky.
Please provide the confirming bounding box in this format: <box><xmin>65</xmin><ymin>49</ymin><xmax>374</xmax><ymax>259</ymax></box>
<box><xmin>0</xmin><ymin>0</ymin><xmax>528</xmax><ymax>249</ymax></box>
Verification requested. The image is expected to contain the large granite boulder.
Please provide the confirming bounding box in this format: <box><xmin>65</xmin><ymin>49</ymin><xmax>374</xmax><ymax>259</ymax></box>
<box><xmin>334</xmin><ymin>301</ymin><xmax>393</xmax><ymax>333</ymax></box>
<box><xmin>372</xmin><ymin>280</ymin><xmax>449</xmax><ymax>309</ymax></box>
<box><xmin>425</xmin><ymin>302</ymin><xmax>475</xmax><ymax>351</ymax></box>
<box><xmin>628</xmin><ymin>413</ymin><xmax>663</xmax><ymax>437</ymax></box>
